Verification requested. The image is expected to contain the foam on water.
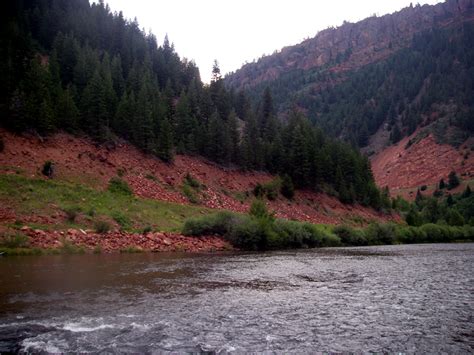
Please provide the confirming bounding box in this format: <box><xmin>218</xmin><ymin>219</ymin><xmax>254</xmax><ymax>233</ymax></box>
<box><xmin>62</xmin><ymin>323</ymin><xmax>116</xmax><ymax>332</ymax></box>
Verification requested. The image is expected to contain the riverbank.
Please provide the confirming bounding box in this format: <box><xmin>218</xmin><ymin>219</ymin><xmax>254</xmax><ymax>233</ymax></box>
<box><xmin>0</xmin><ymin>227</ymin><xmax>232</xmax><ymax>256</ymax></box>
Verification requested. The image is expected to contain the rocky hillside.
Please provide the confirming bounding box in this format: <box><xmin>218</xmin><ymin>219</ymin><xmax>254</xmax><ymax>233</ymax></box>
<box><xmin>371</xmin><ymin>131</ymin><xmax>474</xmax><ymax>198</ymax></box>
<box><xmin>225</xmin><ymin>0</ymin><xmax>474</xmax><ymax>197</ymax></box>
<box><xmin>226</xmin><ymin>0</ymin><xmax>473</xmax><ymax>89</ymax></box>
<box><xmin>225</xmin><ymin>0</ymin><xmax>474</xmax><ymax>148</ymax></box>
<box><xmin>0</xmin><ymin>129</ymin><xmax>395</xmax><ymax>227</ymax></box>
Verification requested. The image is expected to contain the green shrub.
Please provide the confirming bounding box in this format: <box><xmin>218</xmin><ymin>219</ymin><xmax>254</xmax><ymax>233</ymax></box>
<box><xmin>41</xmin><ymin>160</ymin><xmax>54</xmax><ymax>178</ymax></box>
<box><xmin>112</xmin><ymin>211</ymin><xmax>131</xmax><ymax>230</ymax></box>
<box><xmin>182</xmin><ymin>211</ymin><xmax>237</xmax><ymax>236</ymax></box>
<box><xmin>0</xmin><ymin>233</ymin><xmax>29</xmax><ymax>248</ymax></box>
<box><xmin>94</xmin><ymin>220</ymin><xmax>111</xmax><ymax>234</ymax></box>
<box><xmin>182</xmin><ymin>183</ymin><xmax>200</xmax><ymax>204</ymax></box>
<box><xmin>333</xmin><ymin>225</ymin><xmax>368</xmax><ymax>246</ymax></box>
<box><xmin>253</xmin><ymin>178</ymin><xmax>281</xmax><ymax>201</ymax></box>
<box><xmin>184</xmin><ymin>173</ymin><xmax>201</xmax><ymax>189</ymax></box>
<box><xmin>87</xmin><ymin>207</ymin><xmax>96</xmax><ymax>217</ymax></box>
<box><xmin>108</xmin><ymin>177</ymin><xmax>133</xmax><ymax>195</ymax></box>
<box><xmin>365</xmin><ymin>223</ymin><xmax>396</xmax><ymax>245</ymax></box>
<box><xmin>420</xmin><ymin>223</ymin><xmax>450</xmax><ymax>243</ymax></box>
<box><xmin>447</xmin><ymin>209</ymin><xmax>465</xmax><ymax>226</ymax></box>
<box><xmin>280</xmin><ymin>174</ymin><xmax>295</xmax><ymax>199</ymax></box>
<box><xmin>142</xmin><ymin>225</ymin><xmax>153</xmax><ymax>234</ymax></box>
<box><xmin>448</xmin><ymin>171</ymin><xmax>460</xmax><ymax>190</ymax></box>
<box><xmin>63</xmin><ymin>206</ymin><xmax>81</xmax><ymax>222</ymax></box>
<box><xmin>249</xmin><ymin>199</ymin><xmax>274</xmax><ymax>220</ymax></box>
<box><xmin>60</xmin><ymin>239</ymin><xmax>85</xmax><ymax>254</ymax></box>
<box><xmin>395</xmin><ymin>226</ymin><xmax>427</xmax><ymax>244</ymax></box>
<box><xmin>227</xmin><ymin>217</ymin><xmax>268</xmax><ymax>250</ymax></box>
<box><xmin>145</xmin><ymin>173</ymin><xmax>158</xmax><ymax>182</ymax></box>
<box><xmin>462</xmin><ymin>225</ymin><xmax>474</xmax><ymax>240</ymax></box>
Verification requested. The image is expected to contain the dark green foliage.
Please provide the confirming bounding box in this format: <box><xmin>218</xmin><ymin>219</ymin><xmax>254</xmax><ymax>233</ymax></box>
<box><xmin>0</xmin><ymin>233</ymin><xmax>29</xmax><ymax>248</ymax></box>
<box><xmin>447</xmin><ymin>209</ymin><xmax>465</xmax><ymax>226</ymax></box>
<box><xmin>94</xmin><ymin>220</ymin><xmax>111</xmax><ymax>234</ymax></box>
<box><xmin>406</xmin><ymin>208</ymin><xmax>423</xmax><ymax>226</ymax></box>
<box><xmin>183</xmin><ymin>208</ymin><xmax>474</xmax><ymax>251</ymax></box>
<box><xmin>462</xmin><ymin>185</ymin><xmax>471</xmax><ymax>198</ymax></box>
<box><xmin>142</xmin><ymin>226</ymin><xmax>153</xmax><ymax>234</ymax></box>
<box><xmin>333</xmin><ymin>225</ymin><xmax>368</xmax><ymax>246</ymax></box>
<box><xmin>108</xmin><ymin>177</ymin><xmax>132</xmax><ymax>195</ymax></box>
<box><xmin>184</xmin><ymin>173</ymin><xmax>201</xmax><ymax>189</ymax></box>
<box><xmin>227</xmin><ymin>23</ymin><xmax>474</xmax><ymax>149</ymax></box>
<box><xmin>63</xmin><ymin>206</ymin><xmax>81</xmax><ymax>222</ymax></box>
<box><xmin>249</xmin><ymin>199</ymin><xmax>274</xmax><ymax>220</ymax></box>
<box><xmin>439</xmin><ymin>179</ymin><xmax>446</xmax><ymax>189</ymax></box>
<box><xmin>182</xmin><ymin>211</ymin><xmax>237</xmax><ymax>236</ymax></box>
<box><xmin>183</xmin><ymin>211</ymin><xmax>339</xmax><ymax>251</ymax></box>
<box><xmin>0</xmin><ymin>0</ymin><xmax>385</xmax><ymax>210</ymax></box>
<box><xmin>448</xmin><ymin>171</ymin><xmax>460</xmax><ymax>190</ymax></box>
<box><xmin>415</xmin><ymin>189</ymin><xmax>423</xmax><ymax>205</ymax></box>
<box><xmin>280</xmin><ymin>174</ymin><xmax>295</xmax><ymax>199</ymax></box>
<box><xmin>181</xmin><ymin>184</ymin><xmax>200</xmax><ymax>204</ymax></box>
<box><xmin>253</xmin><ymin>179</ymin><xmax>281</xmax><ymax>201</ymax></box>
<box><xmin>112</xmin><ymin>211</ymin><xmax>131</xmax><ymax>230</ymax></box>
<box><xmin>182</xmin><ymin>174</ymin><xmax>201</xmax><ymax>204</ymax></box>
<box><xmin>365</xmin><ymin>223</ymin><xmax>396</xmax><ymax>245</ymax></box>
<box><xmin>41</xmin><ymin>161</ymin><xmax>54</xmax><ymax>178</ymax></box>
<box><xmin>399</xmin><ymin>185</ymin><xmax>474</xmax><ymax>229</ymax></box>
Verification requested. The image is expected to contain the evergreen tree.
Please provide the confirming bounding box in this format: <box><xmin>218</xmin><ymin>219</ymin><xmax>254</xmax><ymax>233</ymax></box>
<box><xmin>448</xmin><ymin>171</ymin><xmax>460</xmax><ymax>190</ymax></box>
<box><xmin>156</xmin><ymin>117</ymin><xmax>173</xmax><ymax>162</ymax></box>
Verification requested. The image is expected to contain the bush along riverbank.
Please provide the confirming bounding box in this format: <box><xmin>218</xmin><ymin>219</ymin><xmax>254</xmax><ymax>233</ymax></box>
<box><xmin>183</xmin><ymin>200</ymin><xmax>474</xmax><ymax>251</ymax></box>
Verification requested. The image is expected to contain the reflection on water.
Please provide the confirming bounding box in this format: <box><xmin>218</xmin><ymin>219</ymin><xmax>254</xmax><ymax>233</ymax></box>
<box><xmin>0</xmin><ymin>244</ymin><xmax>473</xmax><ymax>352</ymax></box>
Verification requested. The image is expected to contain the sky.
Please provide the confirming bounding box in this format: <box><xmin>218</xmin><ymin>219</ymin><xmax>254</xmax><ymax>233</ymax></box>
<box><xmin>95</xmin><ymin>0</ymin><xmax>443</xmax><ymax>82</ymax></box>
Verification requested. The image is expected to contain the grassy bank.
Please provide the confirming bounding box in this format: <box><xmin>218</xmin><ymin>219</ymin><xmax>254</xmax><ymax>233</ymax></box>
<box><xmin>182</xmin><ymin>202</ymin><xmax>474</xmax><ymax>251</ymax></box>
<box><xmin>0</xmin><ymin>174</ymin><xmax>212</xmax><ymax>233</ymax></box>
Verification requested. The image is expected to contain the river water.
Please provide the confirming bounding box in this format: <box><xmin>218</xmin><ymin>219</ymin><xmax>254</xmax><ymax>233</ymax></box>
<box><xmin>0</xmin><ymin>243</ymin><xmax>473</xmax><ymax>353</ymax></box>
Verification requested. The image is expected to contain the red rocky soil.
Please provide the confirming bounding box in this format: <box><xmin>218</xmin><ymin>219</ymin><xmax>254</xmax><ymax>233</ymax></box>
<box><xmin>371</xmin><ymin>133</ymin><xmax>474</xmax><ymax>199</ymax></box>
<box><xmin>19</xmin><ymin>226</ymin><xmax>231</xmax><ymax>253</ymax></box>
<box><xmin>0</xmin><ymin>129</ymin><xmax>397</xmax><ymax>252</ymax></box>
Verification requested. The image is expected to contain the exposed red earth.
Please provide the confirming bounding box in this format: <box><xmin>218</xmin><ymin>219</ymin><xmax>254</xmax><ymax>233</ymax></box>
<box><xmin>19</xmin><ymin>226</ymin><xmax>232</xmax><ymax>253</ymax></box>
<box><xmin>371</xmin><ymin>133</ymin><xmax>474</xmax><ymax>199</ymax></box>
<box><xmin>0</xmin><ymin>129</ymin><xmax>398</xmax><ymax>252</ymax></box>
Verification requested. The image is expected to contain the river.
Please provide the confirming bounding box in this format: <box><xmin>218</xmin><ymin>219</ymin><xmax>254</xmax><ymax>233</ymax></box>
<box><xmin>0</xmin><ymin>243</ymin><xmax>473</xmax><ymax>353</ymax></box>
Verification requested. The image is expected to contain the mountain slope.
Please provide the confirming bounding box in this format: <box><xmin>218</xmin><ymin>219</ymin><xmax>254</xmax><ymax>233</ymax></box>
<box><xmin>225</xmin><ymin>1</ymin><xmax>474</xmax><ymax>146</ymax></box>
<box><xmin>225</xmin><ymin>0</ymin><xmax>474</xmax><ymax>195</ymax></box>
<box><xmin>226</xmin><ymin>0</ymin><xmax>473</xmax><ymax>90</ymax></box>
<box><xmin>0</xmin><ymin>0</ymin><xmax>385</xmax><ymax>208</ymax></box>
<box><xmin>0</xmin><ymin>129</ymin><xmax>395</xmax><ymax>226</ymax></box>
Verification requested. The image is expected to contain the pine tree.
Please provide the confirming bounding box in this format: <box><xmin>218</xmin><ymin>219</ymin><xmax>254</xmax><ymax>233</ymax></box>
<box><xmin>156</xmin><ymin>117</ymin><xmax>174</xmax><ymax>162</ymax></box>
<box><xmin>448</xmin><ymin>171</ymin><xmax>460</xmax><ymax>190</ymax></box>
<box><xmin>81</xmin><ymin>68</ymin><xmax>108</xmax><ymax>141</ymax></box>
<box><xmin>56</xmin><ymin>85</ymin><xmax>79</xmax><ymax>132</ymax></box>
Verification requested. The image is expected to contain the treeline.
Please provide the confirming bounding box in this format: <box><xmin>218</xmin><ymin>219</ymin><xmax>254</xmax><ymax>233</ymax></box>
<box><xmin>182</xmin><ymin>200</ymin><xmax>474</xmax><ymax>251</ymax></box>
<box><xmin>399</xmin><ymin>183</ymin><xmax>474</xmax><ymax>227</ymax></box>
<box><xmin>231</xmin><ymin>23</ymin><xmax>474</xmax><ymax>148</ymax></box>
<box><xmin>0</xmin><ymin>0</ymin><xmax>383</xmax><ymax>208</ymax></box>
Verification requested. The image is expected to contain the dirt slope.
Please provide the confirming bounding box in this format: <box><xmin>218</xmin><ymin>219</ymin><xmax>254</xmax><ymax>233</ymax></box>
<box><xmin>0</xmin><ymin>129</ymin><xmax>395</xmax><ymax>225</ymax></box>
<box><xmin>371</xmin><ymin>133</ymin><xmax>474</xmax><ymax>199</ymax></box>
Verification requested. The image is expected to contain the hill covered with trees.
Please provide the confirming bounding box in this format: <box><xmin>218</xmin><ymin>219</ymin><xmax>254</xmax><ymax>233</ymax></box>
<box><xmin>225</xmin><ymin>0</ymin><xmax>474</xmax><ymax>149</ymax></box>
<box><xmin>0</xmin><ymin>0</ymin><xmax>385</xmax><ymax>208</ymax></box>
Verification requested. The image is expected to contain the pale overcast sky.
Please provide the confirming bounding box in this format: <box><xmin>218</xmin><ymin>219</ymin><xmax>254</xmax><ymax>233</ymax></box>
<box><xmin>95</xmin><ymin>0</ymin><xmax>443</xmax><ymax>81</ymax></box>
